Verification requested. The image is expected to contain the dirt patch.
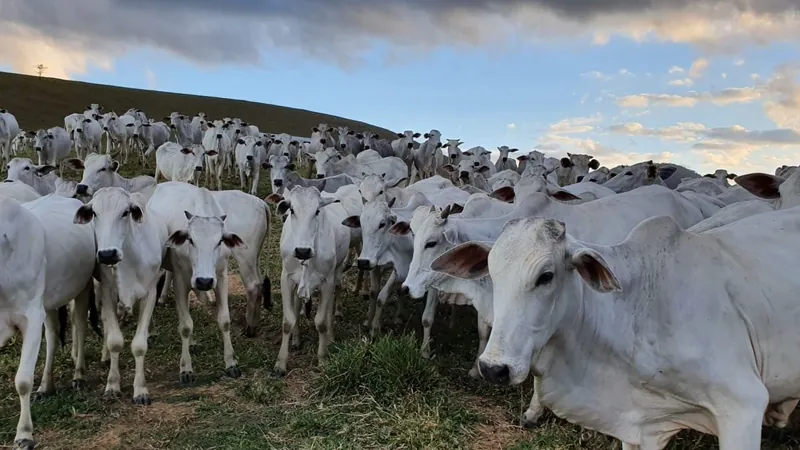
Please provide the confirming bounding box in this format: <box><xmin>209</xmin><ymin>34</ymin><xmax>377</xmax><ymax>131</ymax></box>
<box><xmin>467</xmin><ymin>395</ymin><xmax>529</xmax><ymax>450</ymax></box>
<box><xmin>82</xmin><ymin>402</ymin><xmax>196</xmax><ymax>450</ymax></box>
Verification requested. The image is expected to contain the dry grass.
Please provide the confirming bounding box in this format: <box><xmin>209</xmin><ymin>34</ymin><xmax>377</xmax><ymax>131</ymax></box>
<box><xmin>1</xmin><ymin>74</ymin><xmax>800</xmax><ymax>449</ymax></box>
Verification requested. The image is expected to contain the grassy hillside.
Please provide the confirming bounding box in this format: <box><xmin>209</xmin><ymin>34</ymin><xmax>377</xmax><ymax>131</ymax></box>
<box><xmin>0</xmin><ymin>71</ymin><xmax>395</xmax><ymax>137</ymax></box>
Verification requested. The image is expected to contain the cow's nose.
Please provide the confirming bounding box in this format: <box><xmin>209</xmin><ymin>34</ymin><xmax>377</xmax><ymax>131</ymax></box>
<box><xmin>76</xmin><ymin>184</ymin><xmax>89</xmax><ymax>194</ymax></box>
<box><xmin>103</xmin><ymin>127</ymin><xmax>108</xmax><ymax>131</ymax></box>
<box><xmin>450</xmin><ymin>155</ymin><xmax>457</xmax><ymax>160</ymax></box>
<box><xmin>194</xmin><ymin>166</ymin><xmax>203</xmax><ymax>172</ymax></box>
<box><xmin>273</xmin><ymin>179</ymin><xmax>283</xmax><ymax>187</ymax></box>
<box><xmin>364</xmin><ymin>146</ymin><xmax>371</xmax><ymax>150</ymax></box>
<box><xmin>320</xmin><ymin>139</ymin><xmax>326</xmax><ymax>144</ymax></box>
<box><xmin>246</xmin><ymin>155</ymin><xmax>253</xmax><ymax>161</ymax></box>
<box><xmin>460</xmin><ymin>171</ymin><xmax>470</xmax><ymax>179</ymax></box>
<box><xmin>479</xmin><ymin>361</ymin><xmax>511</xmax><ymax>385</ymax></box>
<box><xmin>133</xmin><ymin>134</ymin><xmax>138</xmax><ymax>138</ymax></box>
<box><xmin>316</xmin><ymin>174</ymin><xmax>325</xmax><ymax>179</ymax></box>
<box><xmin>407</xmin><ymin>143</ymin><xmax>413</xmax><ymax>149</ymax></box>
<box><xmin>76</xmin><ymin>129</ymin><xmax>83</xmax><ymax>133</ymax></box>
<box><xmin>357</xmin><ymin>259</ymin><xmax>371</xmax><ymax>270</ymax></box>
<box><xmin>577</xmin><ymin>176</ymin><xmax>584</xmax><ymax>182</ymax></box>
<box><xmin>170</xmin><ymin>125</ymin><xmax>176</xmax><ymax>129</ymax></box>
<box><xmin>97</xmin><ymin>249</ymin><xmax>120</xmax><ymax>265</ymax></box>
<box><xmin>294</xmin><ymin>247</ymin><xmax>313</xmax><ymax>260</ymax></box>
<box><xmin>34</xmin><ymin>147</ymin><xmax>42</xmax><ymax>151</ymax></box>
<box><xmin>3</xmin><ymin>179</ymin><xmax>13</xmax><ymax>183</ymax></box>
<box><xmin>235</xmin><ymin>129</ymin><xmax>240</xmax><ymax>134</ymax></box>
<box><xmin>400</xmin><ymin>286</ymin><xmax>410</xmax><ymax>296</ymax></box>
<box><xmin>195</xmin><ymin>277</ymin><xmax>214</xmax><ymax>291</ymax></box>
<box><xmin>473</xmin><ymin>161</ymin><xmax>480</xmax><ymax>166</ymax></box>
<box><xmin>216</xmin><ymin>134</ymin><xmax>222</xmax><ymax>139</ymax></box>
<box><xmin>340</xmin><ymin>143</ymin><xmax>346</xmax><ymax>149</ymax></box>
<box><xmin>502</xmin><ymin>157</ymin><xmax>508</xmax><ymax>162</ymax></box>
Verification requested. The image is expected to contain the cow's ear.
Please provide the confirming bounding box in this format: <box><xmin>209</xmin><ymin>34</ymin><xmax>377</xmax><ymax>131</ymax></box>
<box><xmin>265</xmin><ymin>193</ymin><xmax>283</xmax><ymax>204</ymax></box>
<box><xmin>35</xmin><ymin>165</ymin><xmax>57</xmax><ymax>176</ymax></box>
<box><xmin>73</xmin><ymin>205</ymin><xmax>95</xmax><ymax>224</ymax></box>
<box><xmin>734</xmin><ymin>173</ymin><xmax>784</xmax><ymax>200</ymax></box>
<box><xmin>341</xmin><ymin>216</ymin><xmax>361</xmax><ymax>228</ymax></box>
<box><xmin>276</xmin><ymin>200</ymin><xmax>291</xmax><ymax>216</ymax></box>
<box><xmin>549</xmin><ymin>190</ymin><xmax>582</xmax><ymax>202</ymax></box>
<box><xmin>111</xmin><ymin>160</ymin><xmax>120</xmax><ymax>172</ymax></box>
<box><xmin>167</xmin><ymin>230</ymin><xmax>190</xmax><ymax>247</ymax></box>
<box><xmin>64</xmin><ymin>159</ymin><xmax>85</xmax><ymax>170</ymax></box>
<box><xmin>129</xmin><ymin>204</ymin><xmax>144</xmax><ymax>223</ymax></box>
<box><xmin>489</xmin><ymin>186</ymin><xmax>515</xmax><ymax>203</ymax></box>
<box><xmin>570</xmin><ymin>247</ymin><xmax>622</xmax><ymax>293</ymax></box>
<box><xmin>430</xmin><ymin>242</ymin><xmax>491</xmax><ymax>280</ymax></box>
<box><xmin>390</xmin><ymin>221</ymin><xmax>411</xmax><ymax>235</ymax></box>
<box><xmin>222</xmin><ymin>233</ymin><xmax>247</xmax><ymax>249</ymax></box>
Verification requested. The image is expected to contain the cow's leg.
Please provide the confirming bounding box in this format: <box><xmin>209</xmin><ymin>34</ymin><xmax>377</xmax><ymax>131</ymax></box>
<box><xmin>521</xmin><ymin>379</ymin><xmax>545</xmax><ymax>428</ymax></box>
<box><xmin>157</xmin><ymin>271</ymin><xmax>172</xmax><ymax>305</ymax></box>
<box><xmin>214</xmin><ymin>268</ymin><xmax>240</xmax><ymax>378</ymax></box>
<box><xmin>764</xmin><ymin>399</ymin><xmax>799</xmax><ymax>428</ymax></box>
<box><xmin>362</xmin><ymin>268</ymin><xmax>380</xmax><ymax>327</ymax></box>
<box><xmin>274</xmin><ymin>269</ymin><xmax>297</xmax><ymax>377</ymax></box>
<box><xmin>250</xmin><ymin>168</ymin><xmax>260</xmax><ymax>196</ymax></box>
<box><xmin>448</xmin><ymin>303</ymin><xmax>457</xmax><ymax>329</ymax></box>
<box><xmin>236</xmin><ymin>251</ymin><xmax>263</xmax><ymax>338</ymax></box>
<box><xmin>216</xmin><ymin>163</ymin><xmax>223</xmax><ymax>191</ymax></box>
<box><xmin>370</xmin><ymin>271</ymin><xmax>398</xmax><ymax>337</ymax></box>
<box><xmin>621</xmin><ymin>444</ymin><xmax>641</xmax><ymax>450</ymax></box>
<box><xmin>205</xmin><ymin>159</ymin><xmax>212</xmax><ymax>188</ymax></box>
<box><xmin>715</xmin><ymin>394</ymin><xmax>768</xmax><ymax>450</ymax></box>
<box><xmin>290</xmin><ymin>288</ymin><xmax>301</xmax><ymax>349</ymax></box>
<box><xmin>173</xmin><ymin>271</ymin><xmax>195</xmax><ymax>384</ymax></box>
<box><xmin>101</xmin><ymin>281</ymin><xmax>124</xmax><ymax>396</ymax></box>
<box><xmin>315</xmin><ymin>279</ymin><xmax>336</xmax><ymax>365</ymax></box>
<box><xmin>131</xmin><ymin>287</ymin><xmax>158</xmax><ymax>405</ymax></box>
<box><xmin>392</xmin><ymin>292</ymin><xmax>405</xmax><ymax>325</ymax></box>
<box><xmin>35</xmin><ymin>310</ymin><xmax>59</xmax><ymax>395</ymax></box>
<box><xmin>70</xmin><ymin>288</ymin><xmax>89</xmax><ymax>389</ymax></box>
<box><xmin>420</xmin><ymin>289</ymin><xmax>438</xmax><ymax>359</ymax></box>
<box><xmin>469</xmin><ymin>316</ymin><xmax>491</xmax><ymax>379</ymax></box>
<box><xmin>14</xmin><ymin>307</ymin><xmax>45</xmax><ymax>450</ymax></box>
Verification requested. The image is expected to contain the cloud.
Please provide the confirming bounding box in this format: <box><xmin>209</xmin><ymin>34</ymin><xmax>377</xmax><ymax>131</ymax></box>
<box><xmin>2</xmin><ymin>0</ymin><xmax>800</xmax><ymax>71</ymax></box>
<box><xmin>618</xmin><ymin>94</ymin><xmax>699</xmax><ymax>108</ymax></box>
<box><xmin>618</xmin><ymin>68</ymin><xmax>634</xmax><ymax>76</ymax></box>
<box><xmin>547</xmin><ymin>114</ymin><xmax>603</xmax><ymax>134</ymax></box>
<box><xmin>617</xmin><ymin>86</ymin><xmax>762</xmax><ymax>108</ymax></box>
<box><xmin>668</xmin><ymin>78</ymin><xmax>694</xmax><ymax>87</ymax></box>
<box><xmin>581</xmin><ymin>71</ymin><xmax>611</xmax><ymax>80</ymax></box>
<box><xmin>506</xmin><ymin>123</ymin><xmax>516</xmax><ymax>130</ymax></box>
<box><xmin>762</xmin><ymin>64</ymin><xmax>800</xmax><ymax>129</ymax></box>
<box><xmin>668</xmin><ymin>66</ymin><xmax>685</xmax><ymax>74</ymax></box>
<box><xmin>733</xmin><ymin>57</ymin><xmax>746</xmax><ymax>66</ymax></box>
<box><xmin>688</xmin><ymin>57</ymin><xmax>709</xmax><ymax>78</ymax></box>
<box><xmin>145</xmin><ymin>69</ymin><xmax>156</xmax><ymax>89</ymax></box>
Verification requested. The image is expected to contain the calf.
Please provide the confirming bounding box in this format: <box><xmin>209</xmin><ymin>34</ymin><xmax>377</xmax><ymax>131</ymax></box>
<box><xmin>64</xmin><ymin>153</ymin><xmax>157</xmax><ymax>199</ymax></box>
<box><xmin>154</xmin><ymin>143</ymin><xmax>215</xmax><ymax>185</ymax></box>
<box><xmin>11</xmin><ymin>131</ymin><xmax>33</xmax><ymax>156</ymax></box>
<box><xmin>234</xmin><ymin>136</ymin><xmax>267</xmax><ymax>195</ymax></box>
<box><xmin>147</xmin><ymin>182</ymin><xmax>247</xmax><ymax>382</ymax></box>
<box><xmin>33</xmin><ymin>127</ymin><xmax>71</xmax><ymax>171</ymax></box>
<box><xmin>268</xmin><ymin>186</ymin><xmax>351</xmax><ymax>376</ymax></box>
<box><xmin>74</xmin><ymin>188</ymin><xmax>168</xmax><ymax>405</ymax></box>
<box><xmin>74</xmin><ymin>118</ymin><xmax>103</xmax><ymax>160</ymax></box>
<box><xmin>202</xmin><ymin>123</ymin><xmax>234</xmax><ymax>191</ymax></box>
<box><xmin>494</xmin><ymin>146</ymin><xmax>518</xmax><ymax>172</ymax></box>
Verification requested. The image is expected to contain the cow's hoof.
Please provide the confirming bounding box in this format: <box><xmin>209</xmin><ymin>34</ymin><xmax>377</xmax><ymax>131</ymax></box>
<box><xmin>14</xmin><ymin>438</ymin><xmax>35</xmax><ymax>450</ymax></box>
<box><xmin>334</xmin><ymin>311</ymin><xmax>344</xmax><ymax>319</ymax></box>
<box><xmin>244</xmin><ymin>326</ymin><xmax>257</xmax><ymax>338</ymax></box>
<box><xmin>133</xmin><ymin>394</ymin><xmax>151</xmax><ymax>406</ymax></box>
<box><xmin>189</xmin><ymin>343</ymin><xmax>202</xmax><ymax>355</ymax></box>
<box><xmin>225</xmin><ymin>365</ymin><xmax>241</xmax><ymax>378</ymax></box>
<box><xmin>103</xmin><ymin>389</ymin><xmax>121</xmax><ymax>400</ymax></box>
<box><xmin>179</xmin><ymin>371</ymin><xmax>195</xmax><ymax>384</ymax></box>
<box><xmin>520</xmin><ymin>409</ymin><xmax>543</xmax><ymax>429</ymax></box>
<box><xmin>33</xmin><ymin>390</ymin><xmax>52</xmax><ymax>401</ymax></box>
<box><xmin>71</xmin><ymin>379</ymin><xmax>85</xmax><ymax>390</ymax></box>
<box><xmin>468</xmin><ymin>367</ymin><xmax>481</xmax><ymax>380</ymax></box>
<box><xmin>290</xmin><ymin>341</ymin><xmax>302</xmax><ymax>351</ymax></box>
<box><xmin>272</xmin><ymin>366</ymin><xmax>287</xmax><ymax>378</ymax></box>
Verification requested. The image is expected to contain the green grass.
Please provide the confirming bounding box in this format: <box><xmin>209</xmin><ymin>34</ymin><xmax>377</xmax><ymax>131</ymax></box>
<box><xmin>1</xmin><ymin>80</ymin><xmax>800</xmax><ymax>448</ymax></box>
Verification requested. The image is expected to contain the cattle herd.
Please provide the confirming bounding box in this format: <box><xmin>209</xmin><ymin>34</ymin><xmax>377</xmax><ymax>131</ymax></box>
<box><xmin>0</xmin><ymin>102</ymin><xmax>799</xmax><ymax>450</ymax></box>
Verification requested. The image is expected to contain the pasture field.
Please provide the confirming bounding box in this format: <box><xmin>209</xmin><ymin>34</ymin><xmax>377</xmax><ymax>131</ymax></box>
<box><xmin>1</xmin><ymin>78</ymin><xmax>799</xmax><ymax>449</ymax></box>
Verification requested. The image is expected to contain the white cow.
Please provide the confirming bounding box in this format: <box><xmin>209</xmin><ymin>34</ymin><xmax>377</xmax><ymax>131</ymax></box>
<box><xmin>515</xmin><ymin>149</ymin><xmax>545</xmax><ymax>175</ymax></box>
<box><xmin>165</xmin><ymin>113</ymin><xmax>194</xmax><ymax>147</ymax></box>
<box><xmin>555</xmin><ymin>153</ymin><xmax>600</xmax><ymax>186</ymax></box>
<box><xmin>73</xmin><ymin>187</ymin><xmax>168</xmax><ymax>405</ymax></box>
<box><xmin>0</xmin><ymin>198</ymin><xmax>49</xmax><ymax>450</ymax></box>
<box><xmin>154</xmin><ymin>143</ymin><xmax>215</xmax><ymax>185</ymax></box>
<box><xmin>65</xmin><ymin>153</ymin><xmax>157</xmax><ymax>199</ymax></box>
<box><xmin>234</xmin><ymin>136</ymin><xmax>267</xmax><ymax>195</ymax></box>
<box><xmin>442</xmin><ymin>139</ymin><xmax>465</xmax><ymax>166</ymax></box>
<box><xmin>202</xmin><ymin>123</ymin><xmax>234</xmax><ymax>191</ymax></box>
<box><xmin>311</xmin><ymin>150</ymin><xmax>408</xmax><ymax>184</ymax></box>
<box><xmin>453</xmin><ymin>210</ymin><xmax>800</xmax><ymax>449</ymax></box>
<box><xmin>264</xmin><ymin>155</ymin><xmax>296</xmax><ymax>195</ymax></box>
<box><xmin>602</xmin><ymin>161</ymin><xmax>664</xmax><ymax>193</ymax></box>
<box><xmin>11</xmin><ymin>131</ymin><xmax>33</xmax><ymax>156</ymax></box>
<box><xmin>360</xmin><ymin>131</ymin><xmax>394</xmax><ymax>158</ymax></box>
<box><xmin>410</xmin><ymin>129</ymin><xmax>444</xmax><ymax>182</ymax></box>
<box><xmin>487</xmin><ymin>170</ymin><xmax>521</xmax><ymax>192</ymax></box>
<box><xmin>270</xmin><ymin>133</ymin><xmax>301</xmax><ymax>163</ymax></box>
<box><xmin>735</xmin><ymin>170</ymin><xmax>800</xmax><ymax>210</ymax></box>
<box><xmin>141</xmin><ymin>121</ymin><xmax>171</xmax><ymax>159</ymax></box>
<box><xmin>101</xmin><ymin>112</ymin><xmax>138</xmax><ymax>163</ymax></box>
<box><xmin>73</xmin><ymin>117</ymin><xmax>103</xmax><ymax>160</ymax></box>
<box><xmin>337</xmin><ymin>127</ymin><xmax>364</xmax><ymax>156</ymax></box>
<box><xmin>83</xmin><ymin>103</ymin><xmax>103</xmax><ymax>120</ymax></box>
<box><xmin>64</xmin><ymin>112</ymin><xmax>85</xmax><ymax>151</ymax></box>
<box><xmin>0</xmin><ymin>180</ymin><xmax>43</xmax><ymax>203</ymax></box>
<box><xmin>270</xmin><ymin>186</ymin><xmax>351</xmax><ymax>376</ymax></box>
<box><xmin>147</xmin><ymin>182</ymin><xmax>247</xmax><ymax>382</ymax></box>
<box><xmin>0</xmin><ymin>109</ymin><xmax>21</xmax><ymax>167</ymax></box>
<box><xmin>494</xmin><ymin>146</ymin><xmax>519</xmax><ymax>172</ymax></box>
<box><xmin>190</xmin><ymin>114</ymin><xmax>208</xmax><ymax>144</ymax></box>
<box><xmin>442</xmin><ymin>160</ymin><xmax>492</xmax><ymax>192</ymax></box>
<box><xmin>462</xmin><ymin>146</ymin><xmax>496</xmax><ymax>177</ymax></box>
<box><xmin>32</xmin><ymin>127</ymin><xmax>71</xmax><ymax>170</ymax></box>
<box><xmin>358</xmin><ymin>173</ymin><xmax>453</xmax><ymax>206</ymax></box>
<box><xmin>5</xmin><ymin>158</ymin><xmax>59</xmax><ymax>196</ymax></box>
<box><xmin>390</xmin><ymin>130</ymin><xmax>420</xmax><ymax>172</ymax></box>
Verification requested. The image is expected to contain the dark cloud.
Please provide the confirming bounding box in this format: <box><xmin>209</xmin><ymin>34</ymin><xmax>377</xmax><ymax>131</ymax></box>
<box><xmin>3</xmin><ymin>0</ymin><xmax>799</xmax><ymax>68</ymax></box>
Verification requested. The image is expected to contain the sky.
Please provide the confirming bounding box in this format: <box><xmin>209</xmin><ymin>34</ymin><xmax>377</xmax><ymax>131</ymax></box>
<box><xmin>2</xmin><ymin>0</ymin><xmax>800</xmax><ymax>175</ymax></box>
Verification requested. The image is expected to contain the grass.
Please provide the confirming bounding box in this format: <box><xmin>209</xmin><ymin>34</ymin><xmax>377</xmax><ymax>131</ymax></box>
<box><xmin>1</xmin><ymin>76</ymin><xmax>800</xmax><ymax>449</ymax></box>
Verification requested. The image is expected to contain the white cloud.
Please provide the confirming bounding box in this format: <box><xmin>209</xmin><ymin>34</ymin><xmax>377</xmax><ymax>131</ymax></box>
<box><xmin>547</xmin><ymin>114</ymin><xmax>603</xmax><ymax>134</ymax></box>
<box><xmin>506</xmin><ymin>123</ymin><xmax>516</xmax><ymax>130</ymax></box>
<box><xmin>145</xmin><ymin>69</ymin><xmax>156</xmax><ymax>89</ymax></box>
<box><xmin>668</xmin><ymin>66</ymin><xmax>684</xmax><ymax>74</ymax></box>
<box><xmin>581</xmin><ymin>71</ymin><xmax>611</xmax><ymax>80</ymax></box>
<box><xmin>721</xmin><ymin>72</ymin><xmax>727</xmax><ymax>79</ymax></box>
<box><xmin>668</xmin><ymin>78</ymin><xmax>694</xmax><ymax>87</ymax></box>
<box><xmin>688</xmin><ymin>57</ymin><xmax>709</xmax><ymax>79</ymax></box>
<box><xmin>618</xmin><ymin>68</ymin><xmax>634</xmax><ymax>76</ymax></box>
<box><xmin>617</xmin><ymin>86</ymin><xmax>763</xmax><ymax>108</ymax></box>
<box><xmin>733</xmin><ymin>58</ymin><xmax>745</xmax><ymax>66</ymax></box>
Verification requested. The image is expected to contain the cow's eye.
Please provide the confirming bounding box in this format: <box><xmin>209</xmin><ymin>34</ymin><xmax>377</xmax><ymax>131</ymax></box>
<box><xmin>99</xmin><ymin>168</ymin><xmax>107</xmax><ymax>172</ymax></box>
<box><xmin>122</xmin><ymin>210</ymin><xmax>129</xmax><ymax>218</ymax></box>
<box><xmin>188</xmin><ymin>238</ymin><xmax>195</xmax><ymax>246</ymax></box>
<box><xmin>535</xmin><ymin>271</ymin><xmax>554</xmax><ymax>287</ymax></box>
<box><xmin>315</xmin><ymin>209</ymin><xmax>320</xmax><ymax>216</ymax></box>
<box><xmin>377</xmin><ymin>190</ymin><xmax>383</xmax><ymax>195</ymax></box>
<box><xmin>378</xmin><ymin>222</ymin><xmax>385</xmax><ymax>229</ymax></box>
<box><xmin>424</xmin><ymin>241</ymin><xmax>436</xmax><ymax>249</ymax></box>
<box><xmin>24</xmin><ymin>167</ymin><xmax>30</xmax><ymax>171</ymax></box>
<box><xmin>625</xmin><ymin>171</ymin><xmax>633</xmax><ymax>176</ymax></box>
